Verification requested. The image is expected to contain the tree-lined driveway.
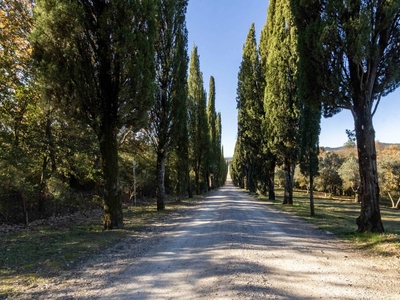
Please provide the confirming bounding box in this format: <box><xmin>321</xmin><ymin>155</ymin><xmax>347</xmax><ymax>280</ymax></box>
<box><xmin>31</xmin><ymin>176</ymin><xmax>399</xmax><ymax>299</ymax></box>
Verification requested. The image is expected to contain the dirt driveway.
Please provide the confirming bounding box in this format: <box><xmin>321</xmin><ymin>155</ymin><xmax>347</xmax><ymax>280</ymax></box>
<box><xmin>25</xmin><ymin>177</ymin><xmax>399</xmax><ymax>299</ymax></box>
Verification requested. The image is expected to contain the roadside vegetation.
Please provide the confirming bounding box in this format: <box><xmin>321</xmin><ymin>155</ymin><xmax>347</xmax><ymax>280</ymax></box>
<box><xmin>0</xmin><ymin>197</ymin><xmax>201</xmax><ymax>297</ymax></box>
<box><xmin>258</xmin><ymin>188</ymin><xmax>400</xmax><ymax>258</ymax></box>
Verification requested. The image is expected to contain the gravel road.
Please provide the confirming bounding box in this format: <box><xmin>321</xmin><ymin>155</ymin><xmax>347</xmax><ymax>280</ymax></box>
<box><xmin>27</xmin><ymin>176</ymin><xmax>400</xmax><ymax>299</ymax></box>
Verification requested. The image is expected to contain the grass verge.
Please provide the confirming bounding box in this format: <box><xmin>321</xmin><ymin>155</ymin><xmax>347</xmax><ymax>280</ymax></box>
<box><xmin>0</xmin><ymin>197</ymin><xmax>201</xmax><ymax>298</ymax></box>
<box><xmin>257</xmin><ymin>188</ymin><xmax>400</xmax><ymax>257</ymax></box>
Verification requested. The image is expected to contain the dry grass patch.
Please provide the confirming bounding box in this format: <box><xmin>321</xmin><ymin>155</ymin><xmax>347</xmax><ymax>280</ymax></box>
<box><xmin>0</xmin><ymin>196</ymin><xmax>202</xmax><ymax>298</ymax></box>
<box><xmin>257</xmin><ymin>188</ymin><xmax>400</xmax><ymax>257</ymax></box>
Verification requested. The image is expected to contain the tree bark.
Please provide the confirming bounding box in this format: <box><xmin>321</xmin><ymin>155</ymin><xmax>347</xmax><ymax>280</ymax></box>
<box><xmin>248</xmin><ymin>164</ymin><xmax>257</xmax><ymax>193</ymax></box>
<box><xmin>39</xmin><ymin>155</ymin><xmax>48</xmax><ymax>213</ymax></box>
<box><xmin>309</xmin><ymin>174</ymin><xmax>315</xmax><ymax>217</ymax></box>
<box><xmin>187</xmin><ymin>172</ymin><xmax>193</xmax><ymax>198</ymax></box>
<box><xmin>39</xmin><ymin>113</ymin><xmax>56</xmax><ymax>213</ymax></box>
<box><xmin>239</xmin><ymin>166</ymin><xmax>245</xmax><ymax>189</ymax></box>
<box><xmin>283</xmin><ymin>157</ymin><xmax>293</xmax><ymax>205</ymax></box>
<box><xmin>268</xmin><ymin>160</ymin><xmax>276</xmax><ymax>200</ymax></box>
<box><xmin>99</xmin><ymin>126</ymin><xmax>123</xmax><ymax>230</ymax></box>
<box><xmin>156</xmin><ymin>151</ymin><xmax>166</xmax><ymax>211</ymax></box>
<box><xmin>354</xmin><ymin>104</ymin><xmax>384</xmax><ymax>233</ymax></box>
<box><xmin>194</xmin><ymin>167</ymin><xmax>200</xmax><ymax>195</ymax></box>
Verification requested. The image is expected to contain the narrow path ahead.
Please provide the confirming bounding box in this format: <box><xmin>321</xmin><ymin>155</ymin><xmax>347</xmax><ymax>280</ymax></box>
<box><xmin>32</xmin><ymin>177</ymin><xmax>399</xmax><ymax>299</ymax></box>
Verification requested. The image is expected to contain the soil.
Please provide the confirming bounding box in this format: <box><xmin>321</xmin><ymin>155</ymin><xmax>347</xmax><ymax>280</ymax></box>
<box><xmin>15</xmin><ymin>176</ymin><xmax>400</xmax><ymax>299</ymax></box>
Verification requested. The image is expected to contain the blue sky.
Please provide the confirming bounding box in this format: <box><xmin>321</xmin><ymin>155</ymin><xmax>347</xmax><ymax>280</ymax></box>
<box><xmin>186</xmin><ymin>0</ymin><xmax>400</xmax><ymax>157</ymax></box>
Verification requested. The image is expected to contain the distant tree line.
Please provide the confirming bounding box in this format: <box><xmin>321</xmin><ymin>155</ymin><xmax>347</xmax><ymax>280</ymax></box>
<box><xmin>294</xmin><ymin>142</ymin><xmax>400</xmax><ymax>209</ymax></box>
<box><xmin>0</xmin><ymin>0</ymin><xmax>227</xmax><ymax>229</ymax></box>
<box><xmin>231</xmin><ymin>0</ymin><xmax>400</xmax><ymax>233</ymax></box>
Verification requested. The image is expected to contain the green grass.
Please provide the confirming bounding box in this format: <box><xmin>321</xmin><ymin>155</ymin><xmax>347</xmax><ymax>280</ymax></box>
<box><xmin>257</xmin><ymin>188</ymin><xmax>400</xmax><ymax>257</ymax></box>
<box><xmin>0</xmin><ymin>197</ymin><xmax>201</xmax><ymax>297</ymax></box>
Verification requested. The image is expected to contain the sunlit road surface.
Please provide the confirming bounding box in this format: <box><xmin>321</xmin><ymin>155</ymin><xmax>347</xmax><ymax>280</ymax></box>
<box><xmin>80</xmin><ymin>173</ymin><xmax>397</xmax><ymax>300</ymax></box>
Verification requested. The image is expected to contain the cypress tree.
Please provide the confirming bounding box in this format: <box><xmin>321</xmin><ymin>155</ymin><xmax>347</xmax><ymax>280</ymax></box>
<box><xmin>236</xmin><ymin>23</ymin><xmax>265</xmax><ymax>193</ymax></box>
<box><xmin>293</xmin><ymin>0</ymin><xmax>400</xmax><ymax>232</ymax></box>
<box><xmin>188</xmin><ymin>46</ymin><xmax>208</xmax><ymax>194</ymax></box>
<box><xmin>298</xmin><ymin>104</ymin><xmax>321</xmax><ymax>217</ymax></box>
<box><xmin>263</xmin><ymin>0</ymin><xmax>300</xmax><ymax>204</ymax></box>
<box><xmin>218</xmin><ymin>145</ymin><xmax>228</xmax><ymax>186</ymax></box>
<box><xmin>215</xmin><ymin>112</ymin><xmax>225</xmax><ymax>186</ymax></box>
<box><xmin>32</xmin><ymin>0</ymin><xmax>156</xmax><ymax>229</ymax></box>
<box><xmin>207</xmin><ymin>76</ymin><xmax>218</xmax><ymax>189</ymax></box>
<box><xmin>148</xmin><ymin>0</ymin><xmax>188</xmax><ymax>211</ymax></box>
<box><xmin>294</xmin><ymin>2</ymin><xmax>322</xmax><ymax>217</ymax></box>
<box><xmin>231</xmin><ymin>139</ymin><xmax>245</xmax><ymax>188</ymax></box>
<box><xmin>259</xmin><ymin>17</ymin><xmax>278</xmax><ymax>201</ymax></box>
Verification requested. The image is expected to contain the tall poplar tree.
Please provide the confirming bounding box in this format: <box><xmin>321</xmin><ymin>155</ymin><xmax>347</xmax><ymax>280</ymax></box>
<box><xmin>293</xmin><ymin>0</ymin><xmax>400</xmax><ymax>232</ymax></box>
<box><xmin>188</xmin><ymin>46</ymin><xmax>208</xmax><ymax>194</ymax></box>
<box><xmin>236</xmin><ymin>23</ymin><xmax>265</xmax><ymax>193</ymax></box>
<box><xmin>32</xmin><ymin>0</ymin><xmax>156</xmax><ymax>229</ymax></box>
<box><xmin>147</xmin><ymin>0</ymin><xmax>188</xmax><ymax>211</ymax></box>
<box><xmin>264</xmin><ymin>0</ymin><xmax>300</xmax><ymax>204</ymax></box>
<box><xmin>171</xmin><ymin>107</ymin><xmax>189</xmax><ymax>199</ymax></box>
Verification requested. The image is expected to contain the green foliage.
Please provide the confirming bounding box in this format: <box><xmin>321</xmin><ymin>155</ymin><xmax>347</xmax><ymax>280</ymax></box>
<box><xmin>32</xmin><ymin>0</ymin><xmax>157</xmax><ymax>229</ymax></box>
<box><xmin>298</xmin><ymin>103</ymin><xmax>321</xmax><ymax>215</ymax></box>
<box><xmin>188</xmin><ymin>45</ymin><xmax>209</xmax><ymax>194</ymax></box>
<box><xmin>207</xmin><ymin>76</ymin><xmax>218</xmax><ymax>188</ymax></box>
<box><xmin>0</xmin><ymin>0</ymin><xmax>40</xmax><ymax>194</ymax></box>
<box><xmin>294</xmin><ymin>165</ymin><xmax>309</xmax><ymax>190</ymax></box>
<box><xmin>274</xmin><ymin>168</ymin><xmax>286</xmax><ymax>188</ymax></box>
<box><xmin>293</xmin><ymin>0</ymin><xmax>400</xmax><ymax>232</ymax></box>
<box><xmin>315</xmin><ymin>151</ymin><xmax>344</xmax><ymax>195</ymax></box>
<box><xmin>215</xmin><ymin>113</ymin><xmax>227</xmax><ymax>187</ymax></box>
<box><xmin>0</xmin><ymin>0</ymin><xmax>220</xmax><ymax>227</ymax></box>
<box><xmin>230</xmin><ymin>140</ymin><xmax>244</xmax><ymax>188</ymax></box>
<box><xmin>263</xmin><ymin>0</ymin><xmax>300</xmax><ymax>204</ymax></box>
<box><xmin>0</xmin><ymin>1</ymin><xmax>100</xmax><ymax>220</ymax></box>
<box><xmin>234</xmin><ymin>23</ymin><xmax>266</xmax><ymax>193</ymax></box>
<box><xmin>378</xmin><ymin>146</ymin><xmax>400</xmax><ymax>207</ymax></box>
<box><xmin>0</xmin><ymin>0</ymin><xmax>34</xmax><ymax>101</ymax></box>
<box><xmin>338</xmin><ymin>156</ymin><xmax>360</xmax><ymax>198</ymax></box>
<box><xmin>148</xmin><ymin>0</ymin><xmax>189</xmax><ymax>210</ymax></box>
<box><xmin>32</xmin><ymin>0</ymin><xmax>156</xmax><ymax>134</ymax></box>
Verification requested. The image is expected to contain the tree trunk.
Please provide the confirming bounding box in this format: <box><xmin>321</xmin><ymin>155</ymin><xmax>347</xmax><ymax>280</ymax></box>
<box><xmin>268</xmin><ymin>160</ymin><xmax>276</xmax><ymax>200</ymax></box>
<box><xmin>354</xmin><ymin>104</ymin><xmax>384</xmax><ymax>233</ymax></box>
<box><xmin>39</xmin><ymin>155</ymin><xmax>48</xmax><ymax>213</ymax></box>
<box><xmin>194</xmin><ymin>167</ymin><xmax>200</xmax><ymax>195</ymax></box>
<box><xmin>38</xmin><ymin>114</ymin><xmax>56</xmax><ymax>213</ymax></box>
<box><xmin>239</xmin><ymin>167</ymin><xmax>245</xmax><ymax>189</ymax></box>
<box><xmin>248</xmin><ymin>164</ymin><xmax>257</xmax><ymax>193</ymax></box>
<box><xmin>309</xmin><ymin>174</ymin><xmax>315</xmax><ymax>217</ymax></box>
<box><xmin>246</xmin><ymin>166</ymin><xmax>255</xmax><ymax>193</ymax></box>
<box><xmin>99</xmin><ymin>126</ymin><xmax>123</xmax><ymax>230</ymax></box>
<box><xmin>245</xmin><ymin>167</ymin><xmax>250</xmax><ymax>191</ymax></box>
<box><xmin>156</xmin><ymin>151</ymin><xmax>166</xmax><ymax>211</ymax></box>
<box><xmin>283</xmin><ymin>157</ymin><xmax>293</xmax><ymax>204</ymax></box>
<box><xmin>187</xmin><ymin>172</ymin><xmax>193</xmax><ymax>198</ymax></box>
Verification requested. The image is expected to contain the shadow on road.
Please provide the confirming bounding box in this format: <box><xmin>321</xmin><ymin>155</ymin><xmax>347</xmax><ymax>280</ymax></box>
<box><xmin>29</xmin><ymin>178</ymin><xmax>399</xmax><ymax>299</ymax></box>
